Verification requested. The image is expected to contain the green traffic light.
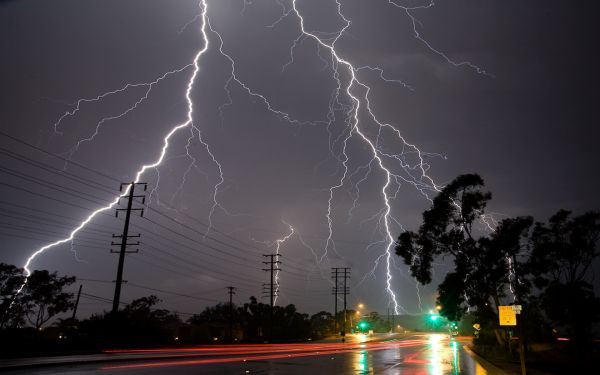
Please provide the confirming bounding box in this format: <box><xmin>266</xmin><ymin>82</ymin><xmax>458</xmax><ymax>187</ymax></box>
<box><xmin>358</xmin><ymin>321</ymin><xmax>368</xmax><ymax>329</ymax></box>
<box><xmin>430</xmin><ymin>315</ymin><xmax>439</xmax><ymax>321</ymax></box>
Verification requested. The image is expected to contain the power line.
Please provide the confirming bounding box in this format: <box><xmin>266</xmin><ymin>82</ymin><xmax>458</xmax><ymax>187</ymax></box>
<box><xmin>0</xmin><ymin>147</ymin><xmax>116</xmax><ymax>194</ymax></box>
<box><xmin>0</xmin><ymin>130</ymin><xmax>119</xmax><ymax>183</ymax></box>
<box><xmin>0</xmin><ymin>181</ymin><xmax>104</xmax><ymax>212</ymax></box>
<box><xmin>0</xmin><ymin>200</ymin><xmax>118</xmax><ymax>231</ymax></box>
<box><xmin>140</xmin><ymin>216</ymin><xmax>261</xmax><ymax>264</ymax></box>
<box><xmin>0</xmin><ymin>210</ymin><xmax>114</xmax><ymax>236</ymax></box>
<box><xmin>0</xmin><ymin>134</ymin><xmax>321</xmax><ymax>274</ymax></box>
<box><xmin>0</xmin><ymin>185</ymin><xmax>326</xmax><ymax>297</ymax></box>
<box><xmin>0</xmin><ymin>132</ymin><xmax>330</xmax><ymax>294</ymax></box>
<box><xmin>0</xmin><ymin>154</ymin><xmax>287</xmax><ymax>268</ymax></box>
<box><xmin>137</xmin><ymin>247</ymin><xmax>262</xmax><ymax>287</ymax></box>
<box><xmin>0</xmin><ymin>134</ymin><xmax>267</xmax><ymax>255</ymax></box>
<box><xmin>1</xmin><ymin>133</ymin><xmax>320</xmax><ymax>271</ymax></box>
<box><xmin>0</xmin><ymin>231</ymin><xmax>105</xmax><ymax>251</ymax></box>
<box><xmin>0</xmin><ymin>223</ymin><xmax>106</xmax><ymax>245</ymax></box>
<box><xmin>0</xmin><ymin>166</ymin><xmax>111</xmax><ymax>206</ymax></box>
<box><xmin>0</xmin><ymin>160</ymin><xmax>270</xmax><ymax>276</ymax></box>
<box><xmin>126</xmin><ymin>281</ymin><xmax>221</xmax><ymax>304</ymax></box>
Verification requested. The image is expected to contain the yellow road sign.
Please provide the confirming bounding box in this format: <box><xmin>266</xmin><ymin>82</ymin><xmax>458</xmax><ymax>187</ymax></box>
<box><xmin>499</xmin><ymin>306</ymin><xmax>517</xmax><ymax>326</ymax></box>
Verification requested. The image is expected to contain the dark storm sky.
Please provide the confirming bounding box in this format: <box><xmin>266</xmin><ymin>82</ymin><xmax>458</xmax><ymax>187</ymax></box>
<box><xmin>1</xmin><ymin>0</ymin><xmax>599</xmax><ymax>318</ymax></box>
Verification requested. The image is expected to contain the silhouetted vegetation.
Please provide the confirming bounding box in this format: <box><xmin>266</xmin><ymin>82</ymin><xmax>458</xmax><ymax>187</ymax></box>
<box><xmin>186</xmin><ymin>296</ymin><xmax>316</xmax><ymax>342</ymax></box>
<box><xmin>0</xmin><ymin>262</ymin><xmax>26</xmax><ymax>329</ymax></box>
<box><xmin>0</xmin><ymin>266</ymin><xmax>342</xmax><ymax>356</ymax></box>
<box><xmin>396</xmin><ymin>173</ymin><xmax>600</xmax><ymax>364</ymax></box>
<box><xmin>0</xmin><ymin>266</ymin><xmax>75</xmax><ymax>330</ymax></box>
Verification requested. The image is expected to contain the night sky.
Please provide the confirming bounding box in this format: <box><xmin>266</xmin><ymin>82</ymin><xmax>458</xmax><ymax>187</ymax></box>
<box><xmin>1</xmin><ymin>0</ymin><xmax>599</xmax><ymax>319</ymax></box>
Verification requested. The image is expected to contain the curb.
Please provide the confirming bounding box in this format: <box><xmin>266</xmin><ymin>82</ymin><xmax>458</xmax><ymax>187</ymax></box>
<box><xmin>463</xmin><ymin>345</ymin><xmax>510</xmax><ymax>375</ymax></box>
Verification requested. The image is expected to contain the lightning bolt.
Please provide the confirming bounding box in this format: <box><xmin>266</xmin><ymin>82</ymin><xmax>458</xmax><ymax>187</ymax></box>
<box><xmin>17</xmin><ymin>0</ymin><xmax>212</xmax><ymax>293</ymax></box>
<box><xmin>284</xmin><ymin>0</ymin><xmax>488</xmax><ymax>314</ymax></box>
<box><xmin>285</xmin><ymin>0</ymin><xmax>449</xmax><ymax>314</ymax></box>
<box><xmin>273</xmin><ymin>221</ymin><xmax>295</xmax><ymax>305</ymax></box>
<box><xmin>210</xmin><ymin>1</ymin><xmax>460</xmax><ymax>314</ymax></box>
<box><xmin>386</xmin><ymin>0</ymin><xmax>492</xmax><ymax>77</ymax></box>
<box><xmin>54</xmin><ymin>65</ymin><xmax>192</xmax><ymax>165</ymax></box>
<box><xmin>478</xmin><ymin>212</ymin><xmax>518</xmax><ymax>302</ymax></box>
<box><xmin>17</xmin><ymin>0</ymin><xmax>492</xmax><ymax>317</ymax></box>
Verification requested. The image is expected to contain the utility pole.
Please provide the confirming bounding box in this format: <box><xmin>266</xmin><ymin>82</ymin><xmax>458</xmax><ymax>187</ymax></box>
<box><xmin>262</xmin><ymin>254</ymin><xmax>281</xmax><ymax>341</ymax></box>
<box><xmin>332</xmin><ymin>267</ymin><xmax>350</xmax><ymax>338</ymax></box>
<box><xmin>331</xmin><ymin>268</ymin><xmax>339</xmax><ymax>334</ymax></box>
<box><xmin>71</xmin><ymin>284</ymin><xmax>82</xmax><ymax>320</ymax></box>
<box><xmin>226</xmin><ymin>286</ymin><xmax>236</xmax><ymax>342</ymax></box>
<box><xmin>342</xmin><ymin>267</ymin><xmax>349</xmax><ymax>337</ymax></box>
<box><xmin>111</xmin><ymin>182</ymin><xmax>146</xmax><ymax>314</ymax></box>
<box><xmin>387</xmin><ymin>308</ymin><xmax>390</xmax><ymax>332</ymax></box>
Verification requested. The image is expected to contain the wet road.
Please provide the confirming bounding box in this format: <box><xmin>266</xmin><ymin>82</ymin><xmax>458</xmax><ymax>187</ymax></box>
<box><xmin>1</xmin><ymin>333</ymin><xmax>499</xmax><ymax>374</ymax></box>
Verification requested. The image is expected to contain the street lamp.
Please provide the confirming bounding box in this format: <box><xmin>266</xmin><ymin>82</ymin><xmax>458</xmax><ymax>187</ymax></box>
<box><xmin>350</xmin><ymin>304</ymin><xmax>365</xmax><ymax>332</ymax></box>
<box><xmin>351</xmin><ymin>309</ymin><xmax>363</xmax><ymax>330</ymax></box>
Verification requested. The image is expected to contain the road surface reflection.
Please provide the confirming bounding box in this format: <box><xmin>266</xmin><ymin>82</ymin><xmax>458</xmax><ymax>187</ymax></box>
<box><xmin>98</xmin><ymin>333</ymin><xmax>490</xmax><ymax>374</ymax></box>
<box><xmin>358</xmin><ymin>333</ymin><xmax>490</xmax><ymax>374</ymax></box>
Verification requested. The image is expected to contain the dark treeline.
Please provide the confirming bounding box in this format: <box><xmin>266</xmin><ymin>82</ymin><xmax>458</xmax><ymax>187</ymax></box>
<box><xmin>0</xmin><ymin>266</ymin><xmax>345</xmax><ymax>355</ymax></box>
<box><xmin>396</xmin><ymin>174</ymin><xmax>600</xmax><ymax>370</ymax></box>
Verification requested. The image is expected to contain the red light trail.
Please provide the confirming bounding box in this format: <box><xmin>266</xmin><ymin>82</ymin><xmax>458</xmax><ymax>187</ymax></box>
<box><xmin>101</xmin><ymin>340</ymin><xmax>427</xmax><ymax>370</ymax></box>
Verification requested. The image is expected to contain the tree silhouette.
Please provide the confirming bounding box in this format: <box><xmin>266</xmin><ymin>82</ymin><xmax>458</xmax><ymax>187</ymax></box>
<box><xmin>0</xmin><ymin>263</ymin><xmax>26</xmax><ymax>328</ymax></box>
<box><xmin>21</xmin><ymin>270</ymin><xmax>75</xmax><ymax>329</ymax></box>
<box><xmin>396</xmin><ymin>174</ymin><xmax>491</xmax><ymax>284</ymax></box>
<box><xmin>309</xmin><ymin>311</ymin><xmax>334</xmax><ymax>338</ymax></box>
<box><xmin>395</xmin><ymin>174</ymin><xmax>535</xmax><ymax>347</ymax></box>
<box><xmin>529</xmin><ymin>210</ymin><xmax>600</xmax><ymax>344</ymax></box>
<box><xmin>396</xmin><ymin>173</ymin><xmax>600</xmax><ymax>350</ymax></box>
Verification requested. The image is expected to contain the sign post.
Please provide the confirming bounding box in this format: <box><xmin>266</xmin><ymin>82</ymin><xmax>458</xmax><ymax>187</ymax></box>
<box><xmin>498</xmin><ymin>306</ymin><xmax>517</xmax><ymax>326</ymax></box>
<box><xmin>499</xmin><ymin>305</ymin><xmax>526</xmax><ymax>375</ymax></box>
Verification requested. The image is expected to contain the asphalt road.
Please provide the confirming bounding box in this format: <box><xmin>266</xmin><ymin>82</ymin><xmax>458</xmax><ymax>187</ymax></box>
<box><xmin>1</xmin><ymin>333</ymin><xmax>500</xmax><ymax>374</ymax></box>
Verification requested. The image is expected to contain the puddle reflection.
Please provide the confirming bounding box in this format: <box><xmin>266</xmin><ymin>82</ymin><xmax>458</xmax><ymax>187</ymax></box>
<box><xmin>357</xmin><ymin>334</ymin><xmax>490</xmax><ymax>375</ymax></box>
<box><xmin>354</xmin><ymin>350</ymin><xmax>372</xmax><ymax>374</ymax></box>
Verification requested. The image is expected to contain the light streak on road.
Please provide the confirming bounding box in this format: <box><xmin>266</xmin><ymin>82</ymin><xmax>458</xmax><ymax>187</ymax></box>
<box><xmin>101</xmin><ymin>339</ymin><xmax>427</xmax><ymax>370</ymax></box>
